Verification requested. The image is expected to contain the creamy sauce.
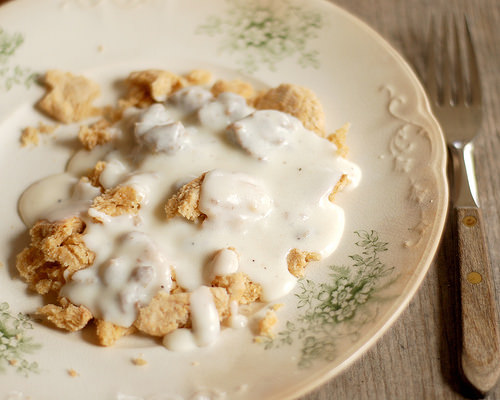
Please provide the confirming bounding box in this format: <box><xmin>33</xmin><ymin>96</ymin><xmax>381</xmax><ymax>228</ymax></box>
<box><xmin>19</xmin><ymin>85</ymin><xmax>361</xmax><ymax>344</ymax></box>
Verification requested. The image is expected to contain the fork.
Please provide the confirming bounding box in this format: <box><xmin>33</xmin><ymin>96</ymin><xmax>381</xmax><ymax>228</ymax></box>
<box><xmin>426</xmin><ymin>16</ymin><xmax>500</xmax><ymax>395</ymax></box>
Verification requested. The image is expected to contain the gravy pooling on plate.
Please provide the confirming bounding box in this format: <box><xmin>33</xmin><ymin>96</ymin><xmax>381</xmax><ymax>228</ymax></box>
<box><xmin>16</xmin><ymin>69</ymin><xmax>361</xmax><ymax>350</ymax></box>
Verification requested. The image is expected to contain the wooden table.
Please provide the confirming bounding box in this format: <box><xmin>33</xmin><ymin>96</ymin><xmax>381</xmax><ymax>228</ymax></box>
<box><xmin>301</xmin><ymin>0</ymin><xmax>500</xmax><ymax>399</ymax></box>
<box><xmin>0</xmin><ymin>0</ymin><xmax>498</xmax><ymax>398</ymax></box>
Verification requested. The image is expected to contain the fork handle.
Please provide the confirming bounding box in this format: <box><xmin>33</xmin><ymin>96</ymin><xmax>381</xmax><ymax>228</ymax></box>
<box><xmin>457</xmin><ymin>206</ymin><xmax>500</xmax><ymax>394</ymax></box>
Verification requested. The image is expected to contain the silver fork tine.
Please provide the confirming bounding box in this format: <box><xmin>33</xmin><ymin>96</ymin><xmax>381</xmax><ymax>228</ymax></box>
<box><xmin>465</xmin><ymin>16</ymin><xmax>482</xmax><ymax>105</ymax></box>
<box><xmin>441</xmin><ymin>16</ymin><xmax>453</xmax><ymax>106</ymax></box>
<box><xmin>426</xmin><ymin>16</ymin><xmax>438</xmax><ymax>104</ymax></box>
<box><xmin>453</xmin><ymin>15</ymin><xmax>465</xmax><ymax>105</ymax></box>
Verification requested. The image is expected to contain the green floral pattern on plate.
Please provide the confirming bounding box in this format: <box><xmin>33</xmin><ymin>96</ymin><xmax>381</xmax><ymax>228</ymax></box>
<box><xmin>261</xmin><ymin>230</ymin><xmax>397</xmax><ymax>368</ymax></box>
<box><xmin>197</xmin><ymin>0</ymin><xmax>323</xmax><ymax>73</ymax></box>
<box><xmin>0</xmin><ymin>27</ymin><xmax>38</xmax><ymax>91</ymax></box>
<box><xmin>0</xmin><ymin>303</ymin><xmax>40</xmax><ymax>376</ymax></box>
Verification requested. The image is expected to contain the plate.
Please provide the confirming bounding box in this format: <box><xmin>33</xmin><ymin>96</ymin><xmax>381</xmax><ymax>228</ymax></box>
<box><xmin>0</xmin><ymin>0</ymin><xmax>448</xmax><ymax>399</ymax></box>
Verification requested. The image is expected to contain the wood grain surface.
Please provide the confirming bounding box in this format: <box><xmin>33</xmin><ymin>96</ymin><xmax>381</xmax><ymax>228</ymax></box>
<box><xmin>1</xmin><ymin>0</ymin><xmax>498</xmax><ymax>399</ymax></box>
<box><xmin>457</xmin><ymin>207</ymin><xmax>500</xmax><ymax>395</ymax></box>
<box><xmin>300</xmin><ymin>1</ymin><xmax>500</xmax><ymax>399</ymax></box>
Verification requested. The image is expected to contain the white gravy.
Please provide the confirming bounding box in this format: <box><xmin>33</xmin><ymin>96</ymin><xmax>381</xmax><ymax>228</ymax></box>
<box><xmin>18</xmin><ymin>85</ymin><xmax>361</xmax><ymax>346</ymax></box>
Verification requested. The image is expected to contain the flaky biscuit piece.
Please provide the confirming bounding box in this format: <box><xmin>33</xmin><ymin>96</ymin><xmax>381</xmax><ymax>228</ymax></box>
<box><xmin>211</xmin><ymin>79</ymin><xmax>255</xmax><ymax>101</ymax></box>
<box><xmin>38</xmin><ymin>70</ymin><xmax>101</xmax><ymax>123</ymax></box>
<box><xmin>37</xmin><ymin>298</ymin><xmax>92</xmax><ymax>332</ymax></box>
<box><xmin>78</xmin><ymin>119</ymin><xmax>114</xmax><ymax>150</ymax></box>
<box><xmin>20</xmin><ymin>122</ymin><xmax>58</xmax><ymax>147</ymax></box>
<box><xmin>165</xmin><ymin>173</ymin><xmax>206</xmax><ymax>223</ymax></box>
<box><xmin>95</xmin><ymin>320</ymin><xmax>137</xmax><ymax>347</ymax></box>
<box><xmin>134</xmin><ymin>288</ymin><xmax>230</xmax><ymax>337</ymax></box>
<box><xmin>184</xmin><ymin>69</ymin><xmax>213</xmax><ymax>86</ymax></box>
<box><xmin>122</xmin><ymin>69</ymin><xmax>185</xmax><ymax>106</ymax></box>
<box><xmin>253</xmin><ymin>83</ymin><xmax>326</xmax><ymax>136</ymax></box>
<box><xmin>16</xmin><ymin>217</ymin><xmax>95</xmax><ymax>295</ymax></box>
<box><xmin>287</xmin><ymin>248</ymin><xmax>321</xmax><ymax>278</ymax></box>
<box><xmin>327</xmin><ymin>123</ymin><xmax>350</xmax><ymax>158</ymax></box>
<box><xmin>257</xmin><ymin>309</ymin><xmax>278</xmax><ymax>339</ymax></box>
<box><xmin>20</xmin><ymin>126</ymin><xmax>39</xmax><ymax>147</ymax></box>
<box><xmin>211</xmin><ymin>272</ymin><xmax>262</xmax><ymax>305</ymax></box>
<box><xmin>134</xmin><ymin>292</ymin><xmax>190</xmax><ymax>337</ymax></box>
<box><xmin>91</xmin><ymin>185</ymin><xmax>141</xmax><ymax>221</ymax></box>
<box><xmin>328</xmin><ymin>174</ymin><xmax>350</xmax><ymax>202</ymax></box>
<box><xmin>84</xmin><ymin>160</ymin><xmax>107</xmax><ymax>189</ymax></box>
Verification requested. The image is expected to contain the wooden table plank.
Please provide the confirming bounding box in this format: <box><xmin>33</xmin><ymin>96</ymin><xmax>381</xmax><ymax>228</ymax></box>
<box><xmin>301</xmin><ymin>1</ymin><xmax>500</xmax><ymax>399</ymax></box>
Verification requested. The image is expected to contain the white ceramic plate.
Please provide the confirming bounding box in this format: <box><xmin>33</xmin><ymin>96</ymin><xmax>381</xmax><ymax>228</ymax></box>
<box><xmin>0</xmin><ymin>0</ymin><xmax>448</xmax><ymax>399</ymax></box>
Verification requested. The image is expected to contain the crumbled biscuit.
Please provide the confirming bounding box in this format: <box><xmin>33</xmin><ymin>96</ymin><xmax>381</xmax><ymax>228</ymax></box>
<box><xmin>95</xmin><ymin>319</ymin><xmax>136</xmax><ymax>347</ymax></box>
<box><xmin>100</xmin><ymin>105</ymin><xmax>124</xmax><ymax>124</ymax></box>
<box><xmin>85</xmin><ymin>160</ymin><xmax>107</xmax><ymax>189</ymax></box>
<box><xmin>38</xmin><ymin>122</ymin><xmax>59</xmax><ymax>135</ymax></box>
<box><xmin>134</xmin><ymin>288</ymin><xmax>230</xmax><ymax>337</ymax></box>
<box><xmin>38</xmin><ymin>70</ymin><xmax>101</xmax><ymax>123</ymax></box>
<box><xmin>258</xmin><ymin>309</ymin><xmax>278</xmax><ymax>339</ymax></box>
<box><xmin>286</xmin><ymin>248</ymin><xmax>321</xmax><ymax>278</ymax></box>
<box><xmin>211</xmin><ymin>79</ymin><xmax>255</xmax><ymax>101</ymax></box>
<box><xmin>328</xmin><ymin>174</ymin><xmax>350</xmax><ymax>202</ymax></box>
<box><xmin>118</xmin><ymin>84</ymin><xmax>155</xmax><ymax>110</ymax></box>
<box><xmin>327</xmin><ymin>123</ymin><xmax>350</xmax><ymax>158</ymax></box>
<box><xmin>20</xmin><ymin>126</ymin><xmax>39</xmax><ymax>147</ymax></box>
<box><xmin>211</xmin><ymin>272</ymin><xmax>262</xmax><ymax>305</ymax></box>
<box><xmin>68</xmin><ymin>369</ymin><xmax>79</xmax><ymax>377</ymax></box>
<box><xmin>209</xmin><ymin>286</ymin><xmax>231</xmax><ymax>320</ymax></box>
<box><xmin>184</xmin><ymin>69</ymin><xmax>213</xmax><ymax>85</ymax></box>
<box><xmin>21</xmin><ymin>122</ymin><xmax>59</xmax><ymax>147</ymax></box>
<box><xmin>134</xmin><ymin>292</ymin><xmax>191</xmax><ymax>337</ymax></box>
<box><xmin>253</xmin><ymin>83</ymin><xmax>326</xmax><ymax>136</ymax></box>
<box><xmin>121</xmin><ymin>69</ymin><xmax>185</xmax><ymax>108</ymax></box>
<box><xmin>78</xmin><ymin>119</ymin><xmax>114</xmax><ymax>150</ymax></box>
<box><xmin>37</xmin><ymin>299</ymin><xmax>93</xmax><ymax>332</ymax></box>
<box><xmin>165</xmin><ymin>173</ymin><xmax>206</xmax><ymax>222</ymax></box>
<box><xmin>91</xmin><ymin>185</ymin><xmax>141</xmax><ymax>221</ymax></box>
<box><xmin>16</xmin><ymin>217</ymin><xmax>95</xmax><ymax>294</ymax></box>
<box><xmin>131</xmin><ymin>357</ymin><xmax>148</xmax><ymax>366</ymax></box>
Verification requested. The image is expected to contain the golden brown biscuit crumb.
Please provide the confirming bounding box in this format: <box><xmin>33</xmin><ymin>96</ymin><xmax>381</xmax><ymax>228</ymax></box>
<box><xmin>131</xmin><ymin>357</ymin><xmax>148</xmax><ymax>366</ymax></box>
<box><xmin>95</xmin><ymin>320</ymin><xmax>136</xmax><ymax>347</ymax></box>
<box><xmin>257</xmin><ymin>309</ymin><xmax>278</xmax><ymax>339</ymax></box>
<box><xmin>85</xmin><ymin>160</ymin><xmax>107</xmax><ymax>189</ymax></box>
<box><xmin>120</xmin><ymin>69</ymin><xmax>185</xmax><ymax>109</ymax></box>
<box><xmin>134</xmin><ymin>288</ymin><xmax>230</xmax><ymax>337</ymax></box>
<box><xmin>8</xmin><ymin>359</ymin><xmax>17</xmax><ymax>366</ymax></box>
<box><xmin>209</xmin><ymin>287</ymin><xmax>231</xmax><ymax>320</ymax></box>
<box><xmin>20</xmin><ymin>126</ymin><xmax>39</xmax><ymax>147</ymax></box>
<box><xmin>253</xmin><ymin>83</ymin><xmax>326</xmax><ymax>136</ymax></box>
<box><xmin>68</xmin><ymin>368</ymin><xmax>79</xmax><ymax>377</ymax></box>
<box><xmin>78</xmin><ymin>119</ymin><xmax>114</xmax><ymax>150</ymax></box>
<box><xmin>37</xmin><ymin>299</ymin><xmax>93</xmax><ymax>332</ymax></box>
<box><xmin>211</xmin><ymin>79</ymin><xmax>255</xmax><ymax>101</ymax></box>
<box><xmin>91</xmin><ymin>186</ymin><xmax>141</xmax><ymax>221</ymax></box>
<box><xmin>38</xmin><ymin>70</ymin><xmax>101</xmax><ymax>123</ymax></box>
<box><xmin>134</xmin><ymin>292</ymin><xmax>191</xmax><ymax>337</ymax></box>
<box><xmin>16</xmin><ymin>217</ymin><xmax>95</xmax><ymax>295</ymax></box>
<box><xmin>328</xmin><ymin>174</ymin><xmax>350</xmax><ymax>202</ymax></box>
<box><xmin>165</xmin><ymin>173</ymin><xmax>206</xmax><ymax>223</ymax></box>
<box><xmin>21</xmin><ymin>122</ymin><xmax>59</xmax><ymax>147</ymax></box>
<box><xmin>211</xmin><ymin>272</ymin><xmax>262</xmax><ymax>305</ymax></box>
<box><xmin>286</xmin><ymin>248</ymin><xmax>321</xmax><ymax>278</ymax></box>
<box><xmin>327</xmin><ymin>123</ymin><xmax>350</xmax><ymax>158</ymax></box>
<box><xmin>184</xmin><ymin>69</ymin><xmax>213</xmax><ymax>85</ymax></box>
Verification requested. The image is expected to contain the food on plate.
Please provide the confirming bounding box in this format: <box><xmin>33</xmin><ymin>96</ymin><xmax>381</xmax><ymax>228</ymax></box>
<box><xmin>15</xmin><ymin>68</ymin><xmax>361</xmax><ymax>350</ymax></box>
